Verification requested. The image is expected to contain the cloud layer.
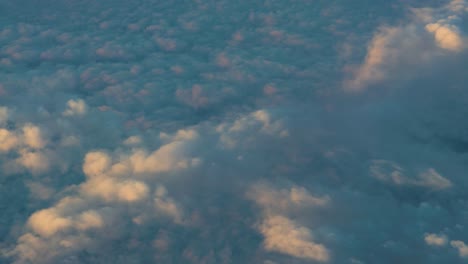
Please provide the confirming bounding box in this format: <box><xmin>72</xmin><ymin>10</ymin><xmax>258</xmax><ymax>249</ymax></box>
<box><xmin>1</xmin><ymin>0</ymin><xmax>468</xmax><ymax>263</ymax></box>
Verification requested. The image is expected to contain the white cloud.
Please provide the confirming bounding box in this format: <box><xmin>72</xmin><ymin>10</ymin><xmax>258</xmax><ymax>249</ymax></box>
<box><xmin>116</xmin><ymin>180</ymin><xmax>149</xmax><ymax>202</ymax></box>
<box><xmin>28</xmin><ymin>208</ymin><xmax>72</xmax><ymax>237</ymax></box>
<box><xmin>249</xmin><ymin>182</ymin><xmax>330</xmax><ymax>261</ymax></box>
<box><xmin>416</xmin><ymin>168</ymin><xmax>452</xmax><ymax>190</ymax></box>
<box><xmin>154</xmin><ymin>186</ymin><xmax>184</xmax><ymax>224</ymax></box>
<box><xmin>217</xmin><ymin>110</ymin><xmax>288</xmax><ymax>148</ymax></box>
<box><xmin>16</xmin><ymin>149</ymin><xmax>50</xmax><ymax>174</ymax></box>
<box><xmin>123</xmin><ymin>135</ymin><xmax>142</xmax><ymax>146</ymax></box>
<box><xmin>0</xmin><ymin>128</ymin><xmax>19</xmax><ymax>152</ymax></box>
<box><xmin>425</xmin><ymin>23</ymin><xmax>463</xmax><ymax>51</ymax></box>
<box><xmin>129</xmin><ymin>140</ymin><xmax>198</xmax><ymax>175</ymax></box>
<box><xmin>369</xmin><ymin>160</ymin><xmax>452</xmax><ymax>190</ymax></box>
<box><xmin>160</xmin><ymin>129</ymin><xmax>198</xmax><ymax>142</ymax></box>
<box><xmin>75</xmin><ymin>210</ymin><xmax>104</xmax><ymax>231</ymax></box>
<box><xmin>80</xmin><ymin>176</ymin><xmax>149</xmax><ymax>203</ymax></box>
<box><xmin>82</xmin><ymin>151</ymin><xmax>112</xmax><ymax>178</ymax></box>
<box><xmin>0</xmin><ymin>121</ymin><xmax>51</xmax><ymax>150</ymax></box>
<box><xmin>14</xmin><ymin>234</ymin><xmax>49</xmax><ymax>262</ymax></box>
<box><xmin>13</xmin><ymin>130</ymin><xmax>196</xmax><ymax>262</ymax></box>
<box><xmin>248</xmin><ymin>182</ymin><xmax>329</xmax><ymax>214</ymax></box>
<box><xmin>63</xmin><ymin>99</ymin><xmax>87</xmax><ymax>116</ymax></box>
<box><xmin>424</xmin><ymin>233</ymin><xmax>447</xmax><ymax>246</ymax></box>
<box><xmin>259</xmin><ymin>215</ymin><xmax>329</xmax><ymax>262</ymax></box>
<box><xmin>22</xmin><ymin>124</ymin><xmax>47</xmax><ymax>149</ymax></box>
<box><xmin>447</xmin><ymin>0</ymin><xmax>467</xmax><ymax>12</ymax></box>
<box><xmin>346</xmin><ymin>0</ymin><xmax>467</xmax><ymax>91</ymax></box>
<box><xmin>0</xmin><ymin>123</ymin><xmax>54</xmax><ymax>174</ymax></box>
<box><xmin>451</xmin><ymin>240</ymin><xmax>468</xmax><ymax>258</ymax></box>
<box><xmin>345</xmin><ymin>27</ymin><xmax>401</xmax><ymax>91</ymax></box>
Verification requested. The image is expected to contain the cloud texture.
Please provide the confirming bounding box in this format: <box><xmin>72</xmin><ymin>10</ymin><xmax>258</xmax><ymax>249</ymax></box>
<box><xmin>1</xmin><ymin>0</ymin><xmax>468</xmax><ymax>263</ymax></box>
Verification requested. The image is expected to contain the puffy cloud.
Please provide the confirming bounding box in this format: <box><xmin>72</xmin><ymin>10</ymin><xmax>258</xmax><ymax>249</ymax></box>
<box><xmin>12</xmin><ymin>129</ymin><xmax>196</xmax><ymax>263</ymax></box>
<box><xmin>129</xmin><ymin>141</ymin><xmax>198</xmax><ymax>175</ymax></box>
<box><xmin>345</xmin><ymin>27</ymin><xmax>401</xmax><ymax>91</ymax></box>
<box><xmin>417</xmin><ymin>168</ymin><xmax>453</xmax><ymax>190</ymax></box>
<box><xmin>28</xmin><ymin>208</ymin><xmax>72</xmax><ymax>237</ymax></box>
<box><xmin>16</xmin><ymin>149</ymin><xmax>50</xmax><ymax>174</ymax></box>
<box><xmin>117</xmin><ymin>180</ymin><xmax>149</xmax><ymax>202</ymax></box>
<box><xmin>123</xmin><ymin>135</ymin><xmax>142</xmax><ymax>146</ymax></box>
<box><xmin>369</xmin><ymin>160</ymin><xmax>452</xmax><ymax>190</ymax></box>
<box><xmin>22</xmin><ymin>124</ymin><xmax>47</xmax><ymax>149</ymax></box>
<box><xmin>154</xmin><ymin>186</ymin><xmax>184</xmax><ymax>223</ymax></box>
<box><xmin>447</xmin><ymin>0</ymin><xmax>468</xmax><ymax>12</ymax></box>
<box><xmin>249</xmin><ymin>182</ymin><xmax>330</xmax><ymax>261</ymax></box>
<box><xmin>346</xmin><ymin>0</ymin><xmax>467</xmax><ymax>91</ymax></box>
<box><xmin>217</xmin><ymin>110</ymin><xmax>288</xmax><ymax>148</ymax></box>
<box><xmin>62</xmin><ymin>99</ymin><xmax>87</xmax><ymax>116</ymax></box>
<box><xmin>80</xmin><ymin>177</ymin><xmax>149</xmax><ymax>203</ymax></box>
<box><xmin>75</xmin><ymin>210</ymin><xmax>104</xmax><ymax>231</ymax></box>
<box><xmin>259</xmin><ymin>215</ymin><xmax>329</xmax><ymax>262</ymax></box>
<box><xmin>14</xmin><ymin>234</ymin><xmax>50</xmax><ymax>262</ymax></box>
<box><xmin>248</xmin><ymin>182</ymin><xmax>329</xmax><ymax>214</ymax></box>
<box><xmin>425</xmin><ymin>233</ymin><xmax>448</xmax><ymax>246</ymax></box>
<box><xmin>0</xmin><ymin>123</ymin><xmax>53</xmax><ymax>174</ymax></box>
<box><xmin>0</xmin><ymin>128</ymin><xmax>19</xmax><ymax>152</ymax></box>
<box><xmin>425</xmin><ymin>23</ymin><xmax>464</xmax><ymax>51</ymax></box>
<box><xmin>0</xmin><ymin>124</ymin><xmax>48</xmax><ymax>154</ymax></box>
<box><xmin>83</xmin><ymin>151</ymin><xmax>112</xmax><ymax>178</ymax></box>
<box><xmin>451</xmin><ymin>240</ymin><xmax>468</xmax><ymax>258</ymax></box>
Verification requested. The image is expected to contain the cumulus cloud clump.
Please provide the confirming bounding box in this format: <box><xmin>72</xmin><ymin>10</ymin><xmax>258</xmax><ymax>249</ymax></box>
<box><xmin>12</xmin><ymin>129</ymin><xmax>197</xmax><ymax>263</ymax></box>
<box><xmin>425</xmin><ymin>233</ymin><xmax>448</xmax><ymax>246</ymax></box>
<box><xmin>248</xmin><ymin>183</ymin><xmax>330</xmax><ymax>262</ymax></box>
<box><xmin>346</xmin><ymin>0</ymin><xmax>467</xmax><ymax>91</ymax></box>
<box><xmin>62</xmin><ymin>99</ymin><xmax>87</xmax><ymax>117</ymax></box>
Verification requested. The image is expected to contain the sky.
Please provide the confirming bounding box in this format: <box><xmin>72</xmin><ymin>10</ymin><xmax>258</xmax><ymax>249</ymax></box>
<box><xmin>0</xmin><ymin>0</ymin><xmax>467</xmax><ymax>263</ymax></box>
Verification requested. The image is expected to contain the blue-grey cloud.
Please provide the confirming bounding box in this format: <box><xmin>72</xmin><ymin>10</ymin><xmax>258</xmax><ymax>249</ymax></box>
<box><xmin>1</xmin><ymin>0</ymin><xmax>468</xmax><ymax>264</ymax></box>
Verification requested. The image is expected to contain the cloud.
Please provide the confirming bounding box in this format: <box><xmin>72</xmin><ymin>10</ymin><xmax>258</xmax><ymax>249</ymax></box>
<box><xmin>417</xmin><ymin>168</ymin><xmax>453</xmax><ymax>190</ymax></box>
<box><xmin>11</xmin><ymin>129</ymin><xmax>196</xmax><ymax>263</ymax></box>
<box><xmin>0</xmin><ymin>128</ymin><xmax>19</xmax><ymax>152</ymax></box>
<box><xmin>248</xmin><ymin>182</ymin><xmax>329</xmax><ymax>214</ymax></box>
<box><xmin>62</xmin><ymin>99</ymin><xmax>87</xmax><ymax>117</ymax></box>
<box><xmin>154</xmin><ymin>186</ymin><xmax>184</xmax><ymax>224</ymax></box>
<box><xmin>249</xmin><ymin>182</ymin><xmax>330</xmax><ymax>261</ymax></box>
<box><xmin>0</xmin><ymin>123</ymin><xmax>53</xmax><ymax>174</ymax></box>
<box><xmin>28</xmin><ymin>208</ymin><xmax>73</xmax><ymax>237</ymax></box>
<box><xmin>128</xmin><ymin>140</ymin><xmax>199</xmax><ymax>175</ymax></box>
<box><xmin>345</xmin><ymin>0</ymin><xmax>467</xmax><ymax>91</ymax></box>
<box><xmin>344</xmin><ymin>27</ymin><xmax>402</xmax><ymax>91</ymax></box>
<box><xmin>1</xmin><ymin>0</ymin><xmax>468</xmax><ymax>263</ymax></box>
<box><xmin>451</xmin><ymin>240</ymin><xmax>468</xmax><ymax>258</ymax></box>
<box><xmin>22</xmin><ymin>124</ymin><xmax>47</xmax><ymax>149</ymax></box>
<box><xmin>123</xmin><ymin>135</ymin><xmax>142</xmax><ymax>146</ymax></box>
<box><xmin>16</xmin><ymin>149</ymin><xmax>50</xmax><ymax>174</ymax></box>
<box><xmin>82</xmin><ymin>151</ymin><xmax>112</xmax><ymax>178</ymax></box>
<box><xmin>425</xmin><ymin>23</ymin><xmax>464</xmax><ymax>51</ymax></box>
<box><xmin>217</xmin><ymin>110</ymin><xmax>288</xmax><ymax>149</ymax></box>
<box><xmin>425</xmin><ymin>233</ymin><xmax>448</xmax><ymax>246</ymax></box>
<box><xmin>369</xmin><ymin>160</ymin><xmax>452</xmax><ymax>190</ymax></box>
<box><xmin>259</xmin><ymin>215</ymin><xmax>329</xmax><ymax>262</ymax></box>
